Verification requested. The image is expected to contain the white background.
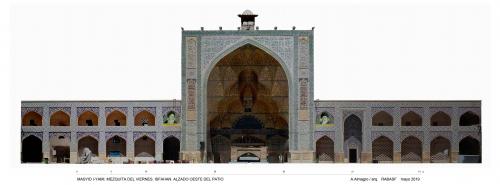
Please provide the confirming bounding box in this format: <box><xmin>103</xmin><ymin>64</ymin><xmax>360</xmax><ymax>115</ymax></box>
<box><xmin>2</xmin><ymin>0</ymin><xmax>500</xmax><ymax>184</ymax></box>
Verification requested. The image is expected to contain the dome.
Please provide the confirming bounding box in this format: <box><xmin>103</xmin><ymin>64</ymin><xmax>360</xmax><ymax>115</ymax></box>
<box><xmin>241</xmin><ymin>10</ymin><xmax>254</xmax><ymax>15</ymax></box>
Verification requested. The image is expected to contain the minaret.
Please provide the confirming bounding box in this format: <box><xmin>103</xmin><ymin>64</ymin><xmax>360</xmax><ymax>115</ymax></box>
<box><xmin>238</xmin><ymin>10</ymin><xmax>258</xmax><ymax>30</ymax></box>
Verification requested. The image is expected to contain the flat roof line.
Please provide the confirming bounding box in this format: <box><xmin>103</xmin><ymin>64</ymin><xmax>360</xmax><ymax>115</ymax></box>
<box><xmin>21</xmin><ymin>100</ymin><xmax>480</xmax><ymax>103</ymax></box>
<box><xmin>21</xmin><ymin>100</ymin><xmax>182</xmax><ymax>103</ymax></box>
<box><xmin>314</xmin><ymin>100</ymin><xmax>481</xmax><ymax>102</ymax></box>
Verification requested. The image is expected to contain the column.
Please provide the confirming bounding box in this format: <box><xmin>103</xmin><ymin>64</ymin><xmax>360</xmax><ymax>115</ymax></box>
<box><xmin>394</xmin><ymin>107</ymin><xmax>403</xmax><ymax>163</ymax></box>
<box><xmin>155</xmin><ymin>132</ymin><xmax>163</xmax><ymax>162</ymax></box>
<box><xmin>127</xmin><ymin>132</ymin><xmax>134</xmax><ymax>162</ymax></box>
<box><xmin>99</xmin><ymin>132</ymin><xmax>106</xmax><ymax>161</ymax></box>
<box><xmin>334</xmin><ymin>107</ymin><xmax>344</xmax><ymax>163</ymax></box>
<box><xmin>155</xmin><ymin>106</ymin><xmax>163</xmax><ymax>127</ymax></box>
<box><xmin>98</xmin><ymin>106</ymin><xmax>106</xmax><ymax>127</ymax></box>
<box><xmin>361</xmin><ymin>108</ymin><xmax>372</xmax><ymax>163</ymax></box>
<box><xmin>42</xmin><ymin>132</ymin><xmax>50</xmax><ymax>163</ymax></box>
<box><xmin>181</xmin><ymin>36</ymin><xmax>201</xmax><ymax>163</ymax></box>
<box><xmin>126</xmin><ymin>107</ymin><xmax>134</xmax><ymax>161</ymax></box>
<box><xmin>450</xmin><ymin>107</ymin><xmax>459</xmax><ymax>162</ymax></box>
<box><xmin>155</xmin><ymin>106</ymin><xmax>163</xmax><ymax>161</ymax></box>
<box><xmin>70</xmin><ymin>132</ymin><xmax>77</xmax><ymax>163</ymax></box>
<box><xmin>393</xmin><ymin>107</ymin><xmax>402</xmax><ymax>163</ymax></box>
<box><xmin>127</xmin><ymin>106</ymin><xmax>133</xmax><ymax>127</ymax></box>
<box><xmin>98</xmin><ymin>106</ymin><xmax>106</xmax><ymax>159</ymax></box>
<box><xmin>422</xmin><ymin>107</ymin><xmax>431</xmax><ymax>162</ymax></box>
<box><xmin>42</xmin><ymin>106</ymin><xmax>50</xmax><ymax>162</ymax></box>
<box><xmin>393</xmin><ymin>135</ymin><xmax>401</xmax><ymax>163</ymax></box>
<box><xmin>290</xmin><ymin>35</ymin><xmax>314</xmax><ymax>163</ymax></box>
<box><xmin>69</xmin><ymin>106</ymin><xmax>78</xmax><ymax>163</ymax></box>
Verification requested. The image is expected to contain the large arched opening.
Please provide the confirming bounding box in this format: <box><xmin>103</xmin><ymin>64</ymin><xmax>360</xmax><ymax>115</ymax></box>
<box><xmin>430</xmin><ymin>136</ymin><xmax>451</xmax><ymax>163</ymax></box>
<box><xmin>206</xmin><ymin>44</ymin><xmax>289</xmax><ymax>163</ymax></box>
<box><xmin>106</xmin><ymin>136</ymin><xmax>126</xmax><ymax>157</ymax></box>
<box><xmin>49</xmin><ymin>135</ymin><xmax>70</xmax><ymax>163</ymax></box>
<box><xmin>431</xmin><ymin>111</ymin><xmax>451</xmax><ymax>126</ymax></box>
<box><xmin>459</xmin><ymin>136</ymin><xmax>481</xmax><ymax>163</ymax></box>
<box><xmin>344</xmin><ymin>115</ymin><xmax>362</xmax><ymax>163</ymax></box>
<box><xmin>21</xmin><ymin>135</ymin><xmax>42</xmax><ymax>163</ymax></box>
<box><xmin>401</xmin><ymin>111</ymin><xmax>422</xmax><ymax>126</ymax></box>
<box><xmin>135</xmin><ymin>111</ymin><xmax>155</xmax><ymax>126</ymax></box>
<box><xmin>22</xmin><ymin>112</ymin><xmax>42</xmax><ymax>126</ymax></box>
<box><xmin>372</xmin><ymin>111</ymin><xmax>393</xmax><ymax>126</ymax></box>
<box><xmin>459</xmin><ymin>111</ymin><xmax>480</xmax><ymax>126</ymax></box>
<box><xmin>315</xmin><ymin>136</ymin><xmax>334</xmax><ymax>163</ymax></box>
<box><xmin>106</xmin><ymin>111</ymin><xmax>126</xmax><ymax>126</ymax></box>
<box><xmin>78</xmin><ymin>111</ymin><xmax>98</xmax><ymax>126</ymax></box>
<box><xmin>50</xmin><ymin>111</ymin><xmax>70</xmax><ymax>126</ymax></box>
<box><xmin>401</xmin><ymin>136</ymin><xmax>422</xmax><ymax>162</ymax></box>
<box><xmin>163</xmin><ymin>137</ymin><xmax>180</xmax><ymax>162</ymax></box>
<box><xmin>210</xmin><ymin>135</ymin><xmax>231</xmax><ymax>163</ymax></box>
<box><xmin>78</xmin><ymin>136</ymin><xmax>98</xmax><ymax>159</ymax></box>
<box><xmin>267</xmin><ymin>135</ymin><xmax>288</xmax><ymax>163</ymax></box>
<box><xmin>372</xmin><ymin>136</ymin><xmax>393</xmax><ymax>163</ymax></box>
<box><xmin>134</xmin><ymin>136</ymin><xmax>155</xmax><ymax>163</ymax></box>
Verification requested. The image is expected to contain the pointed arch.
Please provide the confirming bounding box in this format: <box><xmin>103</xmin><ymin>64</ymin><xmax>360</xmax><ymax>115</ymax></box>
<box><xmin>430</xmin><ymin>136</ymin><xmax>451</xmax><ymax>163</ymax></box>
<box><xmin>401</xmin><ymin>111</ymin><xmax>422</xmax><ymax>126</ymax></box>
<box><xmin>459</xmin><ymin>136</ymin><xmax>480</xmax><ymax>155</ymax></box>
<box><xmin>372</xmin><ymin>136</ymin><xmax>394</xmax><ymax>163</ymax></box>
<box><xmin>344</xmin><ymin>114</ymin><xmax>362</xmax><ymax>141</ymax></box>
<box><xmin>50</xmin><ymin>111</ymin><xmax>70</xmax><ymax>126</ymax></box>
<box><xmin>210</xmin><ymin>135</ymin><xmax>231</xmax><ymax>163</ymax></box>
<box><xmin>431</xmin><ymin>111</ymin><xmax>451</xmax><ymax>126</ymax></box>
<box><xmin>401</xmin><ymin>136</ymin><xmax>422</xmax><ymax>162</ymax></box>
<box><xmin>106</xmin><ymin>110</ymin><xmax>126</xmax><ymax>126</ymax></box>
<box><xmin>315</xmin><ymin>136</ymin><xmax>334</xmax><ymax>162</ymax></box>
<box><xmin>21</xmin><ymin>135</ymin><xmax>42</xmax><ymax>163</ymax></box>
<box><xmin>78</xmin><ymin>111</ymin><xmax>98</xmax><ymax>126</ymax></box>
<box><xmin>22</xmin><ymin>111</ymin><xmax>42</xmax><ymax>126</ymax></box>
<box><xmin>163</xmin><ymin>136</ymin><xmax>180</xmax><ymax>162</ymax></box>
<box><xmin>49</xmin><ymin>134</ymin><xmax>70</xmax><ymax>163</ymax></box>
<box><xmin>459</xmin><ymin>111</ymin><xmax>480</xmax><ymax>126</ymax></box>
<box><xmin>267</xmin><ymin>135</ymin><xmax>288</xmax><ymax>163</ymax></box>
<box><xmin>134</xmin><ymin>110</ymin><xmax>155</xmax><ymax>126</ymax></box>
<box><xmin>205</xmin><ymin>39</ymin><xmax>291</xmax><ymax>80</ymax></box>
<box><xmin>78</xmin><ymin>136</ymin><xmax>98</xmax><ymax>157</ymax></box>
<box><xmin>372</xmin><ymin>111</ymin><xmax>393</xmax><ymax>126</ymax></box>
<box><xmin>106</xmin><ymin>135</ymin><xmax>126</xmax><ymax>157</ymax></box>
<box><xmin>135</xmin><ymin>136</ymin><xmax>155</xmax><ymax>157</ymax></box>
<box><xmin>205</xmin><ymin>42</ymin><xmax>290</xmax><ymax>163</ymax></box>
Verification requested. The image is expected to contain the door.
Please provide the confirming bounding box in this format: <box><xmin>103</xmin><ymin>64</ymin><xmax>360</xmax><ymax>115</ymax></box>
<box><xmin>349</xmin><ymin>149</ymin><xmax>357</xmax><ymax>163</ymax></box>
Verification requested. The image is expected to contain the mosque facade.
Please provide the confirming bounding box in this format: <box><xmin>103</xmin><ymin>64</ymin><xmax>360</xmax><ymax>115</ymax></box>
<box><xmin>20</xmin><ymin>10</ymin><xmax>481</xmax><ymax>164</ymax></box>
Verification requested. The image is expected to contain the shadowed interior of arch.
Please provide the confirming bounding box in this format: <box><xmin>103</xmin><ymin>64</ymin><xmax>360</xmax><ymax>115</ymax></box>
<box><xmin>106</xmin><ymin>136</ymin><xmax>126</xmax><ymax>157</ymax></box>
<box><xmin>163</xmin><ymin>137</ymin><xmax>180</xmax><ymax>161</ymax></box>
<box><xmin>22</xmin><ymin>112</ymin><xmax>42</xmax><ymax>126</ymax></box>
<box><xmin>206</xmin><ymin>44</ymin><xmax>289</xmax><ymax>163</ymax></box>
<box><xmin>22</xmin><ymin>135</ymin><xmax>42</xmax><ymax>163</ymax></box>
